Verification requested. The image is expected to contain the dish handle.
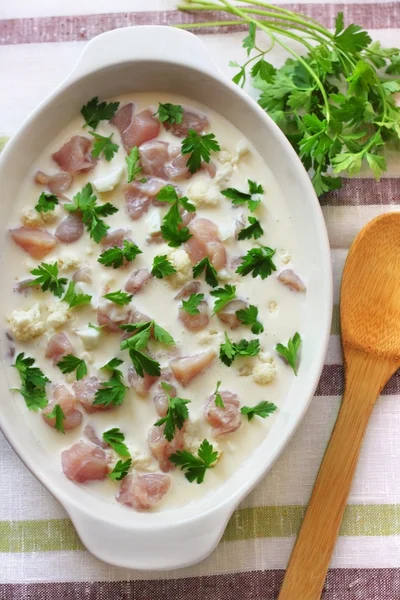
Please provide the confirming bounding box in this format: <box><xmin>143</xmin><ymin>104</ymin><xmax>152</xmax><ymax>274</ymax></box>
<box><xmin>68</xmin><ymin>25</ymin><xmax>220</xmax><ymax>81</ymax></box>
<box><xmin>66</xmin><ymin>501</ymin><xmax>234</xmax><ymax>570</ymax></box>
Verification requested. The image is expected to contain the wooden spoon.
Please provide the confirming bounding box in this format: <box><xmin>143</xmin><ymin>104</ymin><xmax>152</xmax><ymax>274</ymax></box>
<box><xmin>278</xmin><ymin>212</ymin><xmax>400</xmax><ymax>600</ymax></box>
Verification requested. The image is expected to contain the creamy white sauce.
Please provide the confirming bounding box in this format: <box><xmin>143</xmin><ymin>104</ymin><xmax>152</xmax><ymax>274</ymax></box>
<box><xmin>1</xmin><ymin>92</ymin><xmax>306</xmax><ymax>511</ymax></box>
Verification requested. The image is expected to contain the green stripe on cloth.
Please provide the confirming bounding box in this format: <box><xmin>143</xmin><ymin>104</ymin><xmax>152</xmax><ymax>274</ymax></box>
<box><xmin>2</xmin><ymin>504</ymin><xmax>400</xmax><ymax>553</ymax></box>
<box><xmin>331</xmin><ymin>304</ymin><xmax>340</xmax><ymax>335</ymax></box>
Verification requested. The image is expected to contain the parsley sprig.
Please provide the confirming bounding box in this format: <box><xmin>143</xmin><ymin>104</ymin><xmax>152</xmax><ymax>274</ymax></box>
<box><xmin>170</xmin><ymin>439</ymin><xmax>219</xmax><ymax>484</ymax></box>
<box><xmin>219</xmin><ymin>333</ymin><xmax>260</xmax><ymax>367</ymax></box>
<box><xmin>12</xmin><ymin>353</ymin><xmax>49</xmax><ymax>410</ymax></box>
<box><xmin>103</xmin><ymin>290</ymin><xmax>132</xmax><ymax>306</ymax></box>
<box><xmin>62</xmin><ymin>281</ymin><xmax>92</xmax><ymax>308</ymax></box>
<box><xmin>109</xmin><ymin>458</ymin><xmax>132</xmax><ymax>481</ymax></box>
<box><xmin>181</xmin><ymin>293</ymin><xmax>205</xmax><ymax>315</ymax></box>
<box><xmin>156</xmin><ymin>185</ymin><xmax>196</xmax><ymax>247</ymax></box>
<box><xmin>179</xmin><ymin>3</ymin><xmax>400</xmax><ymax>194</ymax></box>
<box><xmin>155</xmin><ymin>102</ymin><xmax>184</xmax><ymax>125</ymax></box>
<box><xmin>65</xmin><ymin>183</ymin><xmax>118</xmax><ymax>243</ymax></box>
<box><xmin>193</xmin><ymin>257</ymin><xmax>219</xmax><ymax>288</ymax></box>
<box><xmin>238</xmin><ymin>216</ymin><xmax>264</xmax><ymax>241</ymax></box>
<box><xmin>45</xmin><ymin>404</ymin><xmax>66</xmax><ymax>433</ymax></box>
<box><xmin>28</xmin><ymin>262</ymin><xmax>67</xmax><ymax>298</ymax></box>
<box><xmin>103</xmin><ymin>427</ymin><xmax>130</xmax><ymax>457</ymax></box>
<box><xmin>210</xmin><ymin>284</ymin><xmax>237</xmax><ymax>314</ymax></box>
<box><xmin>57</xmin><ymin>354</ymin><xmax>88</xmax><ymax>381</ymax></box>
<box><xmin>89</xmin><ymin>131</ymin><xmax>119</xmax><ymax>161</ymax></box>
<box><xmin>213</xmin><ymin>381</ymin><xmax>225</xmax><ymax>408</ymax></box>
<box><xmin>236</xmin><ymin>247</ymin><xmax>277</xmax><ymax>279</ymax></box>
<box><xmin>93</xmin><ymin>358</ymin><xmax>129</xmax><ymax>407</ymax></box>
<box><xmin>81</xmin><ymin>96</ymin><xmax>119</xmax><ymax>130</ymax></box>
<box><xmin>155</xmin><ymin>382</ymin><xmax>191</xmax><ymax>441</ymax></box>
<box><xmin>151</xmin><ymin>255</ymin><xmax>177</xmax><ymax>279</ymax></box>
<box><xmin>236</xmin><ymin>304</ymin><xmax>264</xmax><ymax>334</ymax></box>
<box><xmin>35</xmin><ymin>193</ymin><xmax>58</xmax><ymax>214</ymax></box>
<box><xmin>120</xmin><ymin>322</ymin><xmax>173</xmax><ymax>378</ymax></box>
<box><xmin>98</xmin><ymin>240</ymin><xmax>142</xmax><ymax>269</ymax></box>
<box><xmin>241</xmin><ymin>401</ymin><xmax>277</xmax><ymax>421</ymax></box>
<box><xmin>181</xmin><ymin>130</ymin><xmax>221</xmax><ymax>174</ymax></box>
<box><xmin>276</xmin><ymin>332</ymin><xmax>302</xmax><ymax>375</ymax></box>
<box><xmin>221</xmin><ymin>180</ymin><xmax>263</xmax><ymax>212</ymax></box>
<box><xmin>126</xmin><ymin>146</ymin><xmax>142</xmax><ymax>183</ymax></box>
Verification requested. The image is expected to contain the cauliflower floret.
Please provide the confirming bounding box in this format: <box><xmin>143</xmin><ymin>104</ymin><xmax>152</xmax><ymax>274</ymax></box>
<box><xmin>280</xmin><ymin>250</ymin><xmax>291</xmax><ymax>264</ymax></box>
<box><xmin>57</xmin><ymin>253</ymin><xmax>81</xmax><ymax>272</ymax></box>
<box><xmin>21</xmin><ymin>206</ymin><xmax>60</xmax><ymax>227</ymax></box>
<box><xmin>218</xmin><ymin>150</ymin><xmax>233</xmax><ymax>164</ymax></box>
<box><xmin>235</xmin><ymin>140</ymin><xmax>250</xmax><ymax>159</ymax></box>
<box><xmin>268</xmin><ymin>301</ymin><xmax>277</xmax><ymax>313</ymax></box>
<box><xmin>131</xmin><ymin>449</ymin><xmax>157</xmax><ymax>472</ymax></box>
<box><xmin>46</xmin><ymin>299</ymin><xmax>71</xmax><ymax>329</ymax></box>
<box><xmin>167</xmin><ymin>248</ymin><xmax>192</xmax><ymax>288</ymax></box>
<box><xmin>76</xmin><ymin>325</ymin><xmax>102</xmax><ymax>350</ymax></box>
<box><xmin>92</xmin><ymin>167</ymin><xmax>123</xmax><ymax>193</ymax></box>
<box><xmin>215</xmin><ymin>163</ymin><xmax>234</xmax><ymax>186</ymax></box>
<box><xmin>252</xmin><ymin>359</ymin><xmax>277</xmax><ymax>385</ymax></box>
<box><xmin>184</xmin><ymin>419</ymin><xmax>222</xmax><ymax>457</ymax></box>
<box><xmin>217</xmin><ymin>268</ymin><xmax>232</xmax><ymax>282</ymax></box>
<box><xmin>196</xmin><ymin>330</ymin><xmax>224</xmax><ymax>346</ymax></box>
<box><xmin>187</xmin><ymin>179</ymin><xmax>221</xmax><ymax>208</ymax></box>
<box><xmin>239</xmin><ymin>364</ymin><xmax>252</xmax><ymax>377</ymax></box>
<box><xmin>8</xmin><ymin>303</ymin><xmax>45</xmax><ymax>341</ymax></box>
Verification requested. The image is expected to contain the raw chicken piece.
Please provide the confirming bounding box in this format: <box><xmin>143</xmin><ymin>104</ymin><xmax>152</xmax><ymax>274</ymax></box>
<box><xmin>130</xmin><ymin>306</ymin><xmax>152</xmax><ymax>325</ymax></box>
<box><xmin>179</xmin><ymin>300</ymin><xmax>209</xmax><ymax>331</ymax></box>
<box><xmin>278</xmin><ymin>269</ymin><xmax>306</xmax><ymax>292</ymax></box>
<box><xmin>117</xmin><ymin>473</ymin><xmax>171</xmax><ymax>510</ymax></box>
<box><xmin>42</xmin><ymin>385</ymin><xmax>82</xmax><ymax>430</ymax></box>
<box><xmin>153</xmin><ymin>383</ymin><xmax>177</xmax><ymax>417</ymax></box>
<box><xmin>55</xmin><ymin>214</ymin><xmax>84</xmax><ymax>243</ymax></box>
<box><xmin>45</xmin><ymin>333</ymin><xmax>73</xmax><ymax>364</ymax></box>
<box><xmin>180</xmin><ymin>206</ymin><xmax>195</xmax><ymax>227</ymax></box>
<box><xmin>10</xmin><ymin>227</ymin><xmax>57</xmax><ymax>259</ymax></box>
<box><xmin>204</xmin><ymin>391</ymin><xmax>241</xmax><ymax>436</ymax></box>
<box><xmin>124</xmin><ymin>178</ymin><xmax>168</xmax><ymax>220</ymax></box>
<box><xmin>100</xmin><ymin>228</ymin><xmax>130</xmax><ymax>249</ymax></box>
<box><xmin>139</xmin><ymin>140</ymin><xmax>169</xmax><ymax>178</ymax></box>
<box><xmin>185</xmin><ymin>218</ymin><xmax>227</xmax><ymax>270</ymax></box>
<box><xmin>52</xmin><ymin>136</ymin><xmax>97</xmax><ymax>174</ymax></box>
<box><xmin>97</xmin><ymin>299</ymin><xmax>131</xmax><ymax>333</ymax></box>
<box><xmin>73</xmin><ymin>267</ymin><xmax>92</xmax><ymax>284</ymax></box>
<box><xmin>128</xmin><ymin>367</ymin><xmax>158</xmax><ymax>397</ymax></box>
<box><xmin>73</xmin><ymin>376</ymin><xmax>112</xmax><ymax>413</ymax></box>
<box><xmin>62</xmin><ymin>441</ymin><xmax>109</xmax><ymax>483</ymax></box>
<box><xmin>14</xmin><ymin>278</ymin><xmax>38</xmax><ymax>294</ymax></box>
<box><xmin>217</xmin><ymin>299</ymin><xmax>248</xmax><ymax>329</ymax></box>
<box><xmin>164</xmin><ymin>109</ymin><xmax>209</xmax><ymax>137</ymax></box>
<box><xmin>170</xmin><ymin>349</ymin><xmax>216</xmax><ymax>387</ymax></box>
<box><xmin>83</xmin><ymin>424</ymin><xmax>108</xmax><ymax>448</ymax></box>
<box><xmin>148</xmin><ymin>425</ymin><xmax>185</xmax><ymax>472</ymax></box>
<box><xmin>125</xmin><ymin>269</ymin><xmax>152</xmax><ymax>295</ymax></box>
<box><xmin>118</xmin><ymin>109</ymin><xmax>160</xmax><ymax>152</ymax></box>
<box><xmin>174</xmin><ymin>280</ymin><xmax>201</xmax><ymax>300</ymax></box>
<box><xmin>110</xmin><ymin>103</ymin><xmax>135</xmax><ymax>136</ymax></box>
<box><xmin>34</xmin><ymin>171</ymin><xmax>73</xmax><ymax>199</ymax></box>
<box><xmin>165</xmin><ymin>154</ymin><xmax>216</xmax><ymax>181</ymax></box>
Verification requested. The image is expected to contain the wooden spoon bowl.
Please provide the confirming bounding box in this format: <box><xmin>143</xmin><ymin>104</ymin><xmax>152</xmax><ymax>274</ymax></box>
<box><xmin>278</xmin><ymin>212</ymin><xmax>400</xmax><ymax>600</ymax></box>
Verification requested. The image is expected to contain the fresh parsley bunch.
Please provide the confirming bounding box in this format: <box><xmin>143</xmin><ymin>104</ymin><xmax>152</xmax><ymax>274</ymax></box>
<box><xmin>178</xmin><ymin>0</ymin><xmax>400</xmax><ymax>195</ymax></box>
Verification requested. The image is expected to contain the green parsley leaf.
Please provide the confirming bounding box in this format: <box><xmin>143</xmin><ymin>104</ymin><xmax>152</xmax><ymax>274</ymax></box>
<box><xmin>120</xmin><ymin>321</ymin><xmax>152</xmax><ymax>351</ymax></box>
<box><xmin>35</xmin><ymin>192</ymin><xmax>58</xmax><ymax>214</ymax></box>
<box><xmin>64</xmin><ymin>183</ymin><xmax>118</xmax><ymax>243</ymax></box>
<box><xmin>251</xmin><ymin>58</ymin><xmax>276</xmax><ymax>82</ymax></box>
<box><xmin>236</xmin><ymin>247</ymin><xmax>277</xmax><ymax>280</ymax></box>
<box><xmin>125</xmin><ymin>146</ymin><xmax>142</xmax><ymax>183</ymax></box>
<box><xmin>219</xmin><ymin>333</ymin><xmax>260</xmax><ymax>367</ymax></box>
<box><xmin>153</xmin><ymin>322</ymin><xmax>175</xmax><ymax>345</ymax></box>
<box><xmin>28</xmin><ymin>262</ymin><xmax>67</xmax><ymax>298</ymax></box>
<box><xmin>237</xmin><ymin>216</ymin><xmax>264</xmax><ymax>241</ymax></box>
<box><xmin>103</xmin><ymin>289</ymin><xmax>132</xmax><ymax>306</ymax></box>
<box><xmin>57</xmin><ymin>354</ymin><xmax>88</xmax><ymax>381</ymax></box>
<box><xmin>156</xmin><ymin>184</ymin><xmax>179</xmax><ymax>203</ymax></box>
<box><xmin>181</xmin><ymin>293</ymin><xmax>205</xmax><ymax>315</ymax></box>
<box><xmin>101</xmin><ymin>357</ymin><xmax>124</xmax><ymax>375</ymax></box>
<box><xmin>241</xmin><ymin>401</ymin><xmax>277</xmax><ymax>421</ymax></box>
<box><xmin>181</xmin><ymin>130</ymin><xmax>220</xmax><ymax>174</ymax></box>
<box><xmin>221</xmin><ymin>179</ymin><xmax>263</xmax><ymax>212</ymax></box>
<box><xmin>276</xmin><ymin>332</ymin><xmax>302</xmax><ymax>375</ymax></box>
<box><xmin>127</xmin><ymin>347</ymin><xmax>161</xmax><ymax>378</ymax></box>
<box><xmin>151</xmin><ymin>255</ymin><xmax>177</xmax><ymax>279</ymax></box>
<box><xmin>103</xmin><ymin>427</ymin><xmax>130</xmax><ymax>457</ymax></box>
<box><xmin>155</xmin><ymin>103</ymin><xmax>184</xmax><ymax>125</ymax></box>
<box><xmin>235</xmin><ymin>304</ymin><xmax>264</xmax><ymax>334</ymax></box>
<box><xmin>12</xmin><ymin>353</ymin><xmax>49</xmax><ymax>410</ymax></box>
<box><xmin>210</xmin><ymin>284</ymin><xmax>237</xmax><ymax>313</ymax></box>
<box><xmin>109</xmin><ymin>458</ymin><xmax>132</xmax><ymax>481</ymax></box>
<box><xmin>89</xmin><ymin>131</ymin><xmax>119</xmax><ymax>161</ymax></box>
<box><xmin>62</xmin><ymin>281</ymin><xmax>92</xmax><ymax>308</ymax></box>
<box><xmin>45</xmin><ymin>403</ymin><xmax>66</xmax><ymax>433</ymax></box>
<box><xmin>93</xmin><ymin>370</ymin><xmax>128</xmax><ymax>408</ymax></box>
<box><xmin>155</xmin><ymin>384</ymin><xmax>191</xmax><ymax>441</ymax></box>
<box><xmin>155</xmin><ymin>185</ymin><xmax>195</xmax><ymax>247</ymax></box>
<box><xmin>334</xmin><ymin>23</ymin><xmax>372</xmax><ymax>54</ymax></box>
<box><xmin>242</xmin><ymin>22</ymin><xmax>256</xmax><ymax>56</ymax></box>
<box><xmin>98</xmin><ymin>240</ymin><xmax>142</xmax><ymax>269</ymax></box>
<box><xmin>81</xmin><ymin>96</ymin><xmax>119</xmax><ymax>130</ymax></box>
<box><xmin>192</xmin><ymin>257</ymin><xmax>218</xmax><ymax>288</ymax></box>
<box><xmin>213</xmin><ymin>380</ymin><xmax>224</xmax><ymax>408</ymax></box>
<box><xmin>88</xmin><ymin>322</ymin><xmax>106</xmax><ymax>332</ymax></box>
<box><xmin>169</xmin><ymin>439</ymin><xmax>219</xmax><ymax>484</ymax></box>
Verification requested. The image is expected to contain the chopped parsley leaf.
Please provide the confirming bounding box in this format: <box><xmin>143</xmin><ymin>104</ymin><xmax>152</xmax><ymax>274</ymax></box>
<box><xmin>98</xmin><ymin>240</ymin><xmax>142</xmax><ymax>269</ymax></box>
<box><xmin>192</xmin><ymin>257</ymin><xmax>219</xmax><ymax>288</ymax></box>
<box><xmin>57</xmin><ymin>354</ymin><xmax>88</xmax><ymax>380</ymax></box>
<box><xmin>241</xmin><ymin>401</ymin><xmax>277</xmax><ymax>421</ymax></box>
<box><xmin>181</xmin><ymin>293</ymin><xmax>205</xmax><ymax>315</ymax></box>
<box><xmin>181</xmin><ymin>130</ymin><xmax>221</xmax><ymax>174</ymax></box>
<box><xmin>35</xmin><ymin>192</ymin><xmax>59</xmax><ymax>214</ymax></box>
<box><xmin>236</xmin><ymin>246</ymin><xmax>276</xmax><ymax>279</ymax></box>
<box><xmin>28</xmin><ymin>262</ymin><xmax>67</xmax><ymax>298</ymax></box>
<box><xmin>81</xmin><ymin>96</ymin><xmax>119</xmax><ymax>130</ymax></box>
<box><xmin>12</xmin><ymin>353</ymin><xmax>49</xmax><ymax>411</ymax></box>
<box><xmin>169</xmin><ymin>439</ymin><xmax>219</xmax><ymax>484</ymax></box>
<box><xmin>276</xmin><ymin>332</ymin><xmax>302</xmax><ymax>375</ymax></box>
<box><xmin>236</xmin><ymin>304</ymin><xmax>264</xmax><ymax>334</ymax></box>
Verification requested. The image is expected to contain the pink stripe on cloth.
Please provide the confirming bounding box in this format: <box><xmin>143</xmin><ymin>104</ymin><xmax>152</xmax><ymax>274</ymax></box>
<box><xmin>1</xmin><ymin>569</ymin><xmax>400</xmax><ymax>599</ymax></box>
<box><xmin>321</xmin><ymin>178</ymin><xmax>400</xmax><ymax>206</ymax></box>
<box><xmin>316</xmin><ymin>364</ymin><xmax>400</xmax><ymax>396</ymax></box>
<box><xmin>0</xmin><ymin>3</ymin><xmax>400</xmax><ymax>45</ymax></box>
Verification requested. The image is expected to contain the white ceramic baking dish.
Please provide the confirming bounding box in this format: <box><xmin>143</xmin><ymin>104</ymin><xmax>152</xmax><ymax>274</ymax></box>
<box><xmin>0</xmin><ymin>25</ymin><xmax>332</xmax><ymax>570</ymax></box>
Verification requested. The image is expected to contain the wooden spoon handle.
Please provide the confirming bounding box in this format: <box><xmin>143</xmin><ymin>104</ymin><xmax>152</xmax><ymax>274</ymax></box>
<box><xmin>278</xmin><ymin>353</ymin><xmax>395</xmax><ymax>600</ymax></box>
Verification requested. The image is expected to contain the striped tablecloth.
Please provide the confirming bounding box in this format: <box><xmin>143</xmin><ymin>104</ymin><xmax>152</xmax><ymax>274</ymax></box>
<box><xmin>1</xmin><ymin>1</ymin><xmax>400</xmax><ymax>598</ymax></box>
